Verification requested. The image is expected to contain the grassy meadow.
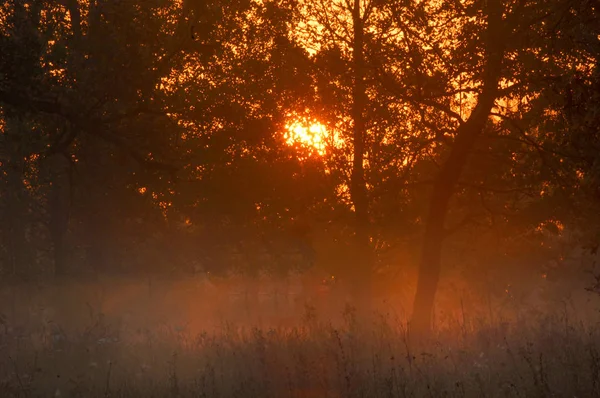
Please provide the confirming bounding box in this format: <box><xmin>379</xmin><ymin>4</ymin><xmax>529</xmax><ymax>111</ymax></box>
<box><xmin>1</xmin><ymin>274</ymin><xmax>599</xmax><ymax>398</ymax></box>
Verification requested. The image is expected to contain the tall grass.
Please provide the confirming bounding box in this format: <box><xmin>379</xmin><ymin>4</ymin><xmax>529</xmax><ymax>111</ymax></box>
<box><xmin>1</xmin><ymin>276</ymin><xmax>599</xmax><ymax>397</ymax></box>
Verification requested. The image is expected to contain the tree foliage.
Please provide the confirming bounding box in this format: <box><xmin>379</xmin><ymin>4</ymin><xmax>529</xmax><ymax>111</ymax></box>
<box><xmin>0</xmin><ymin>0</ymin><xmax>599</xmax><ymax>330</ymax></box>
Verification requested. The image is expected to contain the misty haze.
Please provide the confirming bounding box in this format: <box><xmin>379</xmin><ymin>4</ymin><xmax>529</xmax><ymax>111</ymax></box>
<box><xmin>1</xmin><ymin>0</ymin><xmax>600</xmax><ymax>397</ymax></box>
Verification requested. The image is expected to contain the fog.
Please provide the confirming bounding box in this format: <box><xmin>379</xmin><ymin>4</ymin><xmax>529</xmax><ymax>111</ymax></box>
<box><xmin>2</xmin><ymin>0</ymin><xmax>600</xmax><ymax>395</ymax></box>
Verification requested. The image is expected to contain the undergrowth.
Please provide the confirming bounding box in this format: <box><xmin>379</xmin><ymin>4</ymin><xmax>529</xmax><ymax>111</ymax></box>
<box><xmin>0</xmin><ymin>278</ymin><xmax>599</xmax><ymax>398</ymax></box>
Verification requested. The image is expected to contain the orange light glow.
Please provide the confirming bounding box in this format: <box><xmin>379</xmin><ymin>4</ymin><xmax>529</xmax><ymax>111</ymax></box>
<box><xmin>284</xmin><ymin>121</ymin><xmax>329</xmax><ymax>156</ymax></box>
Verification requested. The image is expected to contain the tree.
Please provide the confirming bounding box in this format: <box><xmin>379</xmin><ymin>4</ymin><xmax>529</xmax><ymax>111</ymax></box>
<box><xmin>374</xmin><ymin>0</ymin><xmax>600</xmax><ymax>332</ymax></box>
<box><xmin>0</xmin><ymin>0</ymin><xmax>194</xmax><ymax>275</ymax></box>
<box><xmin>290</xmin><ymin>0</ymin><xmax>439</xmax><ymax>295</ymax></box>
<box><xmin>410</xmin><ymin>0</ymin><xmax>505</xmax><ymax>333</ymax></box>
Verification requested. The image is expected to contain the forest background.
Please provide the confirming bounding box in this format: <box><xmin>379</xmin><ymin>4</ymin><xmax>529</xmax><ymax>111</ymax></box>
<box><xmin>1</xmin><ymin>0</ymin><xmax>600</xmax><ymax>332</ymax></box>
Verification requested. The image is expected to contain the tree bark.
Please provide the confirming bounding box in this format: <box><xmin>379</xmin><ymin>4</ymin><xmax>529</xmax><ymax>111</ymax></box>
<box><xmin>349</xmin><ymin>0</ymin><xmax>372</xmax><ymax>297</ymax></box>
<box><xmin>410</xmin><ymin>0</ymin><xmax>505</xmax><ymax>334</ymax></box>
<box><xmin>65</xmin><ymin>0</ymin><xmax>82</xmax><ymax>40</ymax></box>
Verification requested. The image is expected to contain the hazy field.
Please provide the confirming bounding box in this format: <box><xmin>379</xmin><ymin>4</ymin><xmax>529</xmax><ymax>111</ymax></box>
<box><xmin>1</xmin><ymin>274</ymin><xmax>600</xmax><ymax>398</ymax></box>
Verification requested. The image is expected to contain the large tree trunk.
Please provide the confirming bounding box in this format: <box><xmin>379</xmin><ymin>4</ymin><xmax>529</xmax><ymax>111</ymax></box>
<box><xmin>349</xmin><ymin>0</ymin><xmax>372</xmax><ymax>297</ymax></box>
<box><xmin>410</xmin><ymin>0</ymin><xmax>505</xmax><ymax>334</ymax></box>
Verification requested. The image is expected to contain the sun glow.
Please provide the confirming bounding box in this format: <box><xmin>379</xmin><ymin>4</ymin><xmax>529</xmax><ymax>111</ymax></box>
<box><xmin>284</xmin><ymin>121</ymin><xmax>329</xmax><ymax>156</ymax></box>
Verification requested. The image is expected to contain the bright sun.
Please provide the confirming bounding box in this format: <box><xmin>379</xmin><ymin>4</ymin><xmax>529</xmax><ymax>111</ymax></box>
<box><xmin>284</xmin><ymin>121</ymin><xmax>328</xmax><ymax>156</ymax></box>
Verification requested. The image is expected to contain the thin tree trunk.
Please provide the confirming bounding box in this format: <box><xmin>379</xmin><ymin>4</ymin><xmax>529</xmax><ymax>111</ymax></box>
<box><xmin>410</xmin><ymin>0</ymin><xmax>505</xmax><ymax>334</ymax></box>
<box><xmin>65</xmin><ymin>0</ymin><xmax>82</xmax><ymax>40</ymax></box>
<box><xmin>349</xmin><ymin>0</ymin><xmax>372</xmax><ymax>297</ymax></box>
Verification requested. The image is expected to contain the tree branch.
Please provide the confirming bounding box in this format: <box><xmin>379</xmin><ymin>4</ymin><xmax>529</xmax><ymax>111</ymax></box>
<box><xmin>374</xmin><ymin>69</ymin><xmax>466</xmax><ymax>125</ymax></box>
<box><xmin>456</xmin><ymin>181</ymin><xmax>533</xmax><ymax>194</ymax></box>
<box><xmin>86</xmin><ymin>126</ymin><xmax>178</xmax><ymax>174</ymax></box>
<box><xmin>0</xmin><ymin>90</ymin><xmax>70</xmax><ymax>119</ymax></box>
<box><xmin>0</xmin><ymin>90</ymin><xmax>178</xmax><ymax>175</ymax></box>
